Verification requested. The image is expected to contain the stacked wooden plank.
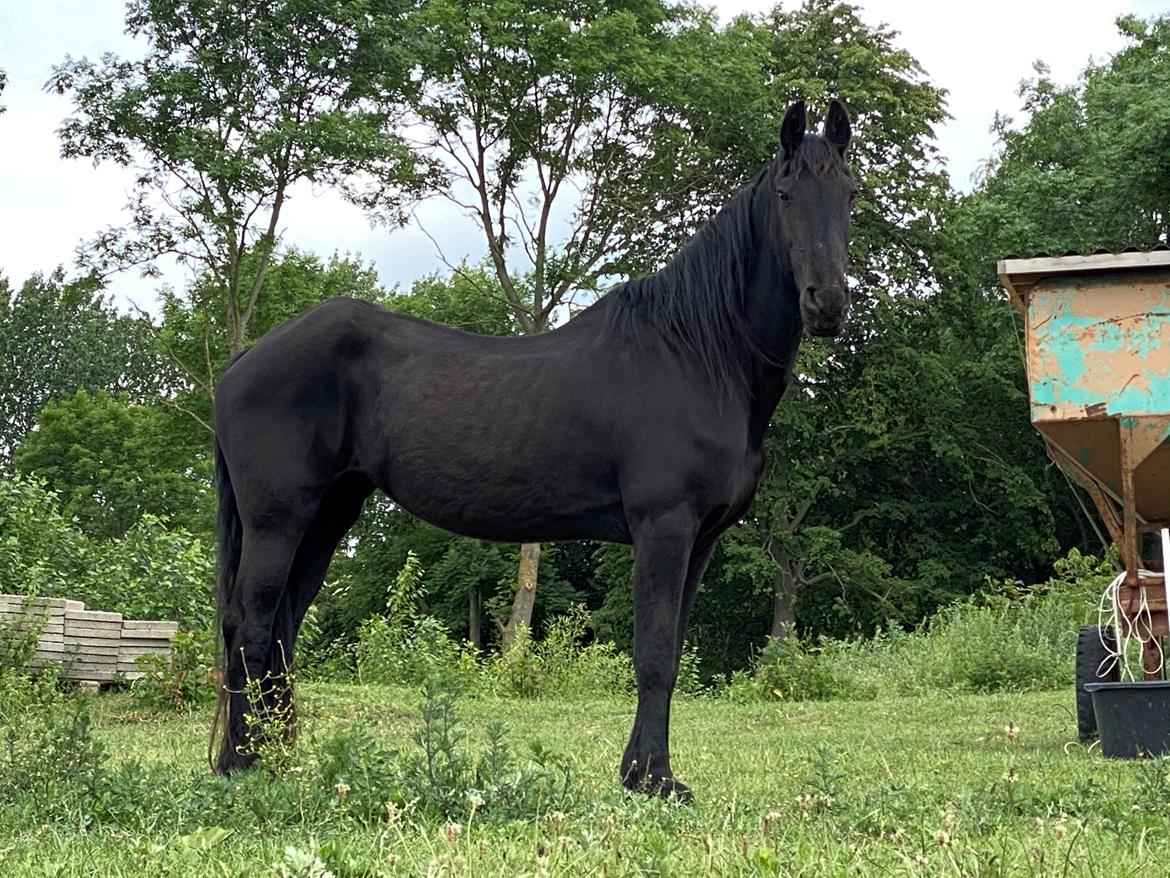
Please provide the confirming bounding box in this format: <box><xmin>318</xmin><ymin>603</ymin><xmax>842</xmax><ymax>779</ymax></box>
<box><xmin>0</xmin><ymin>595</ymin><xmax>83</xmax><ymax>670</ymax></box>
<box><xmin>119</xmin><ymin>619</ymin><xmax>180</xmax><ymax>678</ymax></box>
<box><xmin>0</xmin><ymin>593</ymin><xmax>178</xmax><ymax>683</ymax></box>
<box><xmin>62</xmin><ymin>606</ymin><xmax>123</xmax><ymax>681</ymax></box>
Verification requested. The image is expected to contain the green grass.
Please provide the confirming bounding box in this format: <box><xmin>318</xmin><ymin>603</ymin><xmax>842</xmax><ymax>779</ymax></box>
<box><xmin>3</xmin><ymin>684</ymin><xmax>1169</xmax><ymax>876</ymax></box>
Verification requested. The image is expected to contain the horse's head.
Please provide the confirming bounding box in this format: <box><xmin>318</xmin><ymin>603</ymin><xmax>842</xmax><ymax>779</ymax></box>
<box><xmin>773</xmin><ymin>99</ymin><xmax>855</xmax><ymax>338</ymax></box>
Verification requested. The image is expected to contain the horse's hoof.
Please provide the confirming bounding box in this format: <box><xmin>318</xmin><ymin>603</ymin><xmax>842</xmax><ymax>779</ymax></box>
<box><xmin>656</xmin><ymin>776</ymin><xmax>694</xmax><ymax>804</ymax></box>
<box><xmin>621</xmin><ymin>767</ymin><xmax>694</xmax><ymax>803</ymax></box>
<box><xmin>214</xmin><ymin>746</ymin><xmax>257</xmax><ymax>776</ymax></box>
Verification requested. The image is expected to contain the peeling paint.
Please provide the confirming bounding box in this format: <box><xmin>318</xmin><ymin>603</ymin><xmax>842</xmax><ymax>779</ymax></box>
<box><xmin>1028</xmin><ymin>277</ymin><xmax>1170</xmax><ymax>420</ymax></box>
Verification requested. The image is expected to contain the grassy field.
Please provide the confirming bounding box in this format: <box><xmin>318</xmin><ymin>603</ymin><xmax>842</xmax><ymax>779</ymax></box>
<box><xmin>2</xmin><ymin>683</ymin><xmax>1169</xmax><ymax>876</ymax></box>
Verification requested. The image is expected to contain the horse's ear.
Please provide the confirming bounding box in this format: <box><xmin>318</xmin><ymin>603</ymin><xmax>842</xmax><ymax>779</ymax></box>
<box><xmin>779</xmin><ymin>100</ymin><xmax>806</xmax><ymax>161</ymax></box>
<box><xmin>823</xmin><ymin>98</ymin><xmax>851</xmax><ymax>157</ymax></box>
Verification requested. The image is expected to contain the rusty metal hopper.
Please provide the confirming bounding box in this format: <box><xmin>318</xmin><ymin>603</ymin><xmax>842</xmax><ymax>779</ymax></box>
<box><xmin>1000</xmin><ymin>251</ymin><xmax>1170</xmax><ymax>527</ymax></box>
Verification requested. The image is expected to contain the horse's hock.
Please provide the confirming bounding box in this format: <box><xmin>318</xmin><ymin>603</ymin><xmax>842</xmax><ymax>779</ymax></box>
<box><xmin>0</xmin><ymin>593</ymin><xmax>178</xmax><ymax>684</ymax></box>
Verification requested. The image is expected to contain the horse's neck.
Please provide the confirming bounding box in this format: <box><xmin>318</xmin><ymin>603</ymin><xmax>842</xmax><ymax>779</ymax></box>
<box><xmin>743</xmin><ymin>181</ymin><xmax>803</xmax><ymax>443</ymax></box>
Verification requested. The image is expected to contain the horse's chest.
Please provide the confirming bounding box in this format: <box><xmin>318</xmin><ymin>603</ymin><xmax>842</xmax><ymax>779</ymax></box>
<box><xmin>703</xmin><ymin>444</ymin><xmax>763</xmax><ymax>513</ymax></box>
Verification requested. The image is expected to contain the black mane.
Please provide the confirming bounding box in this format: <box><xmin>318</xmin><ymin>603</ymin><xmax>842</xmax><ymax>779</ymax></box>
<box><xmin>602</xmin><ymin>165</ymin><xmax>769</xmax><ymax>397</ymax></box>
<box><xmin>601</xmin><ymin>134</ymin><xmax>850</xmax><ymax>397</ymax></box>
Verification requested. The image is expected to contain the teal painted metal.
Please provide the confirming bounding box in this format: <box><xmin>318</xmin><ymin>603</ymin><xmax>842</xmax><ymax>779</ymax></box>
<box><xmin>1027</xmin><ymin>278</ymin><xmax>1170</xmax><ymax>421</ymax></box>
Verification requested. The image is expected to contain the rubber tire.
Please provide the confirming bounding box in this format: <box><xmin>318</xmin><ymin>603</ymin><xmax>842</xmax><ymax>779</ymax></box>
<box><xmin>1076</xmin><ymin>625</ymin><xmax>1118</xmax><ymax>740</ymax></box>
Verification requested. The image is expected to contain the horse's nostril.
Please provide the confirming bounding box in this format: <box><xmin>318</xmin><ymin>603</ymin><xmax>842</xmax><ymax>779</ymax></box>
<box><xmin>804</xmin><ymin>286</ymin><xmax>819</xmax><ymax>299</ymax></box>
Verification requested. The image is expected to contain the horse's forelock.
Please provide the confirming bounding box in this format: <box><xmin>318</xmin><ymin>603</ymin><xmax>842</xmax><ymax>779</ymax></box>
<box><xmin>782</xmin><ymin>134</ymin><xmax>851</xmax><ymax>179</ymax></box>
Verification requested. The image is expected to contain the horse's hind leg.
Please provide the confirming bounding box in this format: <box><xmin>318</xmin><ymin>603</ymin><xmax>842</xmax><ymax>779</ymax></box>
<box><xmin>216</xmin><ymin>525</ymin><xmax>306</xmax><ymax>774</ymax></box>
<box><xmin>214</xmin><ymin>475</ymin><xmax>372</xmax><ymax>773</ymax></box>
<box><xmin>284</xmin><ymin>473</ymin><xmax>374</xmax><ymax>656</ymax></box>
<box><xmin>621</xmin><ymin>507</ymin><xmax>699</xmax><ymax>801</ymax></box>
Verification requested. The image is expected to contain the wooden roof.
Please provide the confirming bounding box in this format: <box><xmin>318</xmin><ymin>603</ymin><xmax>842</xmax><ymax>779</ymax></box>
<box><xmin>999</xmin><ymin>249</ymin><xmax>1170</xmax><ymax>310</ymax></box>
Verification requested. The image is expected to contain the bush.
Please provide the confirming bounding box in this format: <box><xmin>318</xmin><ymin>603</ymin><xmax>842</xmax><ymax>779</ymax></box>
<box><xmin>483</xmin><ymin>605</ymin><xmax>634</xmax><ymax>698</ymax></box>
<box><xmin>0</xmin><ymin>599</ymin><xmax>45</xmax><ymax>672</ymax></box>
<box><xmin>353</xmin><ymin>550</ymin><xmax>477</xmax><ymax>689</ymax></box>
<box><xmin>92</xmin><ymin>514</ymin><xmax>214</xmax><ymax>628</ymax></box>
<box><xmin>728</xmin><ymin>637</ymin><xmax>862</xmax><ymax>703</ymax></box>
<box><xmin>355</xmin><ymin>613</ymin><xmax>478</xmax><ymax>689</ymax></box>
<box><xmin>727</xmin><ymin>549</ymin><xmax>1110</xmax><ymax>702</ymax></box>
<box><xmin>394</xmin><ymin>677</ymin><xmax>578</xmax><ymax>820</ymax></box>
<box><xmin>131</xmin><ymin>628</ymin><xmax>218</xmax><ymax>712</ymax></box>
<box><xmin>0</xmin><ymin>671</ymin><xmax>107</xmax><ymax>824</ymax></box>
<box><xmin>0</xmin><ymin>474</ymin><xmax>212</xmax><ymax>628</ymax></box>
<box><xmin>0</xmin><ymin>475</ymin><xmax>89</xmax><ymax>597</ymax></box>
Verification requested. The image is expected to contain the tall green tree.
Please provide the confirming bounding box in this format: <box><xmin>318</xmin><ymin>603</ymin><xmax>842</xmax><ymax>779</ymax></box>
<box><xmin>0</xmin><ymin>270</ymin><xmax>163</xmax><ymax>464</ymax></box>
<box><xmin>955</xmin><ymin>13</ymin><xmax>1170</xmax><ymax>267</ymax></box>
<box><xmin>13</xmin><ymin>391</ymin><xmax>211</xmax><ymax>540</ymax></box>
<box><xmin>693</xmin><ymin>0</ymin><xmax>954</xmax><ymax>642</ymax></box>
<box><xmin>49</xmin><ymin>0</ymin><xmax>429</xmax><ymax>355</ymax></box>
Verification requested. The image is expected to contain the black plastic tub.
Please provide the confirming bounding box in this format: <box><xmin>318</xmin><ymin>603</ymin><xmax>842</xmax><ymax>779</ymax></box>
<box><xmin>1084</xmin><ymin>681</ymin><xmax>1170</xmax><ymax>758</ymax></box>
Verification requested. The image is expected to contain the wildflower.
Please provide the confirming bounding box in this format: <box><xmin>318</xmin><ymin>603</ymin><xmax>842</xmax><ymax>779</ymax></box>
<box><xmin>935</xmin><ymin>830</ymin><xmax>951</xmax><ymax>847</ymax></box>
<box><xmin>440</xmin><ymin>823</ymin><xmax>462</xmax><ymax>842</ymax></box>
<box><xmin>467</xmin><ymin>791</ymin><xmax>484</xmax><ymax>812</ymax></box>
<box><xmin>891</xmin><ymin>827</ymin><xmax>906</xmax><ymax>844</ymax></box>
<box><xmin>547</xmin><ymin>810</ymin><xmax>566</xmax><ymax>830</ymax></box>
<box><xmin>1002</xmin><ymin>770</ymin><xmax>1019</xmax><ymax>784</ymax></box>
<box><xmin>1004</xmin><ymin>724</ymin><xmax>1019</xmax><ymax>742</ymax></box>
<box><xmin>335</xmin><ymin>782</ymin><xmax>349</xmax><ymax>801</ymax></box>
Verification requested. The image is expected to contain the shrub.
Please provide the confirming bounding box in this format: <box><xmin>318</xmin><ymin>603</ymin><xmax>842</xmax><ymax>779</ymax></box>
<box><xmin>395</xmin><ymin>677</ymin><xmax>578</xmax><ymax>820</ymax></box>
<box><xmin>775</xmin><ymin>550</ymin><xmax>1110</xmax><ymax>700</ymax></box>
<box><xmin>0</xmin><ymin>599</ymin><xmax>45</xmax><ymax>673</ymax></box>
<box><xmin>0</xmin><ymin>475</ymin><xmax>88</xmax><ymax>597</ymax></box>
<box><xmin>728</xmin><ymin>637</ymin><xmax>862</xmax><ymax>703</ymax></box>
<box><xmin>131</xmin><ymin>628</ymin><xmax>218</xmax><ymax>712</ymax></box>
<box><xmin>0</xmin><ymin>677</ymin><xmax>107</xmax><ymax>824</ymax></box>
<box><xmin>92</xmin><ymin>514</ymin><xmax>214</xmax><ymax>628</ymax></box>
<box><xmin>353</xmin><ymin>550</ymin><xmax>478</xmax><ymax>689</ymax></box>
<box><xmin>355</xmin><ymin>614</ymin><xmax>478</xmax><ymax>689</ymax></box>
<box><xmin>484</xmin><ymin>605</ymin><xmax>634</xmax><ymax>698</ymax></box>
<box><xmin>0</xmin><ymin>474</ymin><xmax>213</xmax><ymax>628</ymax></box>
<box><xmin>928</xmin><ymin>595</ymin><xmax>1076</xmax><ymax>693</ymax></box>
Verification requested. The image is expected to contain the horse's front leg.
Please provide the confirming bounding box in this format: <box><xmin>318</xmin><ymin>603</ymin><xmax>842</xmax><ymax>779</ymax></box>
<box><xmin>622</xmin><ymin>509</ymin><xmax>698</xmax><ymax>801</ymax></box>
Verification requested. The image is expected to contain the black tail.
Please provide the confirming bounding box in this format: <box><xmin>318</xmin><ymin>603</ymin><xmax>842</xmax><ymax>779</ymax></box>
<box><xmin>209</xmin><ymin>431</ymin><xmax>243</xmax><ymax>770</ymax></box>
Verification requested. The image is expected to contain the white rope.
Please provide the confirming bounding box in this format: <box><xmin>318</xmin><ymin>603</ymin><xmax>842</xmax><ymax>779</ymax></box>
<box><xmin>1097</xmin><ymin>568</ymin><xmax>1165</xmax><ymax>681</ymax></box>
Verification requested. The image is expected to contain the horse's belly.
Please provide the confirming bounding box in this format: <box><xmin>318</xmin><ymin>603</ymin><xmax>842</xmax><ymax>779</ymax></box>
<box><xmin>377</xmin><ymin>443</ymin><xmax>630</xmax><ymax>544</ymax></box>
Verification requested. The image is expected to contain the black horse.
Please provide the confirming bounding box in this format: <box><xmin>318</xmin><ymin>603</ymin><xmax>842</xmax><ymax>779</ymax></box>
<box><xmin>212</xmin><ymin>99</ymin><xmax>855</xmax><ymax>799</ymax></box>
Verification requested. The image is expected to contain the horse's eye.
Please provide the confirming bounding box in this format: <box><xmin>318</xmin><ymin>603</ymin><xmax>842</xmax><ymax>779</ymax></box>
<box><xmin>777</xmin><ymin>190</ymin><xmax>791</xmax><ymax>203</ymax></box>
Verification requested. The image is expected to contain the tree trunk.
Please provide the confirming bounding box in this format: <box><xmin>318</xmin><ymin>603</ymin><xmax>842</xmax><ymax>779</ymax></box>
<box><xmin>468</xmin><ymin>584</ymin><xmax>482</xmax><ymax>650</ymax></box>
<box><xmin>502</xmin><ymin>542</ymin><xmax>541</xmax><ymax>649</ymax></box>
<box><xmin>770</xmin><ymin>565</ymin><xmax>799</xmax><ymax>642</ymax></box>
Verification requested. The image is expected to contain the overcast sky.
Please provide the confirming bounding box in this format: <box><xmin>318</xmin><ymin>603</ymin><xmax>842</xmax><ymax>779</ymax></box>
<box><xmin>1</xmin><ymin>0</ymin><xmax>1166</xmax><ymax>312</ymax></box>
